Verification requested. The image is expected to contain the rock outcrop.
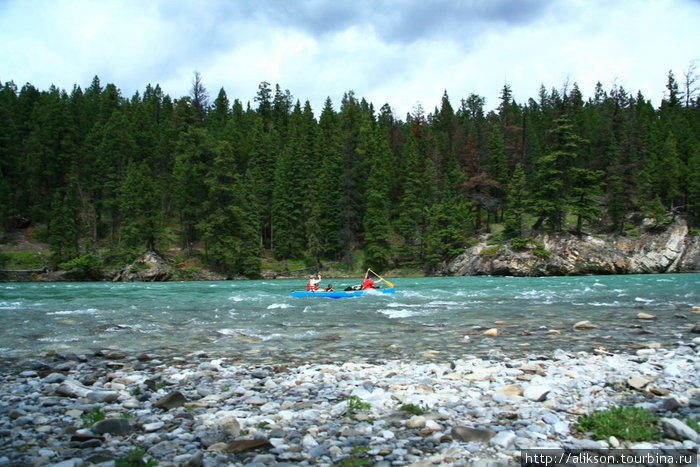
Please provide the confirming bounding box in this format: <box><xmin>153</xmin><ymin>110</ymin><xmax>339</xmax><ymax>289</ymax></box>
<box><xmin>444</xmin><ymin>218</ymin><xmax>700</xmax><ymax>276</ymax></box>
<box><xmin>113</xmin><ymin>251</ymin><xmax>172</xmax><ymax>282</ymax></box>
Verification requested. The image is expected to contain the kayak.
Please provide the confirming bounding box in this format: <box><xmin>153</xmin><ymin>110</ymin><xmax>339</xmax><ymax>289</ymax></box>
<box><xmin>290</xmin><ymin>287</ymin><xmax>395</xmax><ymax>298</ymax></box>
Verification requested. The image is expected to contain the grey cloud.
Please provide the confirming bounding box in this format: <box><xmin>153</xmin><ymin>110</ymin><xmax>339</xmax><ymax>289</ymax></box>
<box><xmin>209</xmin><ymin>0</ymin><xmax>552</xmax><ymax>44</ymax></box>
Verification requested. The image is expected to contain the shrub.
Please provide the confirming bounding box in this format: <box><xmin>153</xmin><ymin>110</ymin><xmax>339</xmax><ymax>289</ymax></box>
<box><xmin>576</xmin><ymin>406</ymin><xmax>660</xmax><ymax>441</ymax></box>
<box><xmin>80</xmin><ymin>407</ymin><xmax>106</xmax><ymax>427</ymax></box>
<box><xmin>486</xmin><ymin>232</ymin><xmax>504</xmax><ymax>245</ymax></box>
<box><xmin>480</xmin><ymin>245</ymin><xmax>502</xmax><ymax>258</ymax></box>
<box><xmin>400</xmin><ymin>403</ymin><xmax>430</xmax><ymax>415</ymax></box>
<box><xmin>345</xmin><ymin>396</ymin><xmax>371</xmax><ymax>417</ymax></box>
<box><xmin>59</xmin><ymin>253</ymin><xmax>103</xmax><ymax>280</ymax></box>
<box><xmin>509</xmin><ymin>237</ymin><xmax>530</xmax><ymax>249</ymax></box>
<box><xmin>115</xmin><ymin>447</ymin><xmax>157</xmax><ymax>467</ymax></box>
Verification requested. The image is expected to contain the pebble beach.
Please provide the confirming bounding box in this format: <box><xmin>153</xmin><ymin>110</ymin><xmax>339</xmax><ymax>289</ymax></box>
<box><xmin>1</xmin><ymin>338</ymin><xmax>699</xmax><ymax>466</ymax></box>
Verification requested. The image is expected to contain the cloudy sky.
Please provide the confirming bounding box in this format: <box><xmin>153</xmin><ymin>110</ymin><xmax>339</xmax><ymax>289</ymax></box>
<box><xmin>1</xmin><ymin>0</ymin><xmax>699</xmax><ymax>116</ymax></box>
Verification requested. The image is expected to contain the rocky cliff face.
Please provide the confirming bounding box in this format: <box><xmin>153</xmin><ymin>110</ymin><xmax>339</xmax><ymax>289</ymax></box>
<box><xmin>444</xmin><ymin>218</ymin><xmax>700</xmax><ymax>276</ymax></box>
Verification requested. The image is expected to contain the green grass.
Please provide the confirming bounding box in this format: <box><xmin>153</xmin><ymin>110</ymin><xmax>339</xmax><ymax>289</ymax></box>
<box><xmin>80</xmin><ymin>407</ymin><xmax>106</xmax><ymax>427</ymax></box>
<box><xmin>399</xmin><ymin>403</ymin><xmax>430</xmax><ymax>415</ymax></box>
<box><xmin>344</xmin><ymin>396</ymin><xmax>371</xmax><ymax>417</ymax></box>
<box><xmin>576</xmin><ymin>406</ymin><xmax>660</xmax><ymax>441</ymax></box>
<box><xmin>0</xmin><ymin>250</ymin><xmax>48</xmax><ymax>269</ymax></box>
<box><xmin>115</xmin><ymin>447</ymin><xmax>157</xmax><ymax>467</ymax></box>
<box><xmin>686</xmin><ymin>417</ymin><xmax>700</xmax><ymax>434</ymax></box>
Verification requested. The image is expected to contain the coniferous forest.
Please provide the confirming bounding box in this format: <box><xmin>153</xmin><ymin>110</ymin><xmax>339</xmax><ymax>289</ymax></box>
<box><xmin>1</xmin><ymin>69</ymin><xmax>699</xmax><ymax>278</ymax></box>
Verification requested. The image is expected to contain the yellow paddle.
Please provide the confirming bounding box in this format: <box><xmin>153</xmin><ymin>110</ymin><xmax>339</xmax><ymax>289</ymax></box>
<box><xmin>368</xmin><ymin>268</ymin><xmax>394</xmax><ymax>288</ymax></box>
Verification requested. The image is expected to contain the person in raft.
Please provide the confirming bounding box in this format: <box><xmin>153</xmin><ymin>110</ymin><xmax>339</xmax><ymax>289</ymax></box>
<box><xmin>361</xmin><ymin>270</ymin><xmax>384</xmax><ymax>289</ymax></box>
<box><xmin>307</xmin><ymin>274</ymin><xmax>322</xmax><ymax>292</ymax></box>
<box><xmin>324</xmin><ymin>284</ymin><xmax>334</xmax><ymax>292</ymax></box>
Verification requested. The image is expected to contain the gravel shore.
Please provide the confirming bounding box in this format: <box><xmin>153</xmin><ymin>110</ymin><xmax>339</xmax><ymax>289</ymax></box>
<box><xmin>1</xmin><ymin>341</ymin><xmax>699</xmax><ymax>466</ymax></box>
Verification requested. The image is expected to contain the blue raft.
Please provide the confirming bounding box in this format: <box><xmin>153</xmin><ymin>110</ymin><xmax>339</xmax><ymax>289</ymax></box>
<box><xmin>290</xmin><ymin>287</ymin><xmax>395</xmax><ymax>298</ymax></box>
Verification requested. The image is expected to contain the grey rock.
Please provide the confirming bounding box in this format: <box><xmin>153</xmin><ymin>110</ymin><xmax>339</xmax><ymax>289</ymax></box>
<box><xmin>489</xmin><ymin>430</ymin><xmax>516</xmax><ymax>449</ymax></box>
<box><xmin>56</xmin><ymin>379</ymin><xmax>91</xmax><ymax>398</ymax></box>
<box><xmin>660</xmin><ymin>418</ymin><xmax>700</xmax><ymax>443</ymax></box>
<box><xmin>86</xmin><ymin>390</ymin><xmax>119</xmax><ymax>403</ymax></box>
<box><xmin>452</xmin><ymin>426</ymin><xmax>496</xmax><ymax>443</ymax></box>
<box><xmin>91</xmin><ymin>418</ymin><xmax>132</xmax><ymax>435</ymax></box>
<box><xmin>523</xmin><ymin>385</ymin><xmax>551</xmax><ymax>401</ymax></box>
<box><xmin>154</xmin><ymin>390</ymin><xmax>188</xmax><ymax>410</ymax></box>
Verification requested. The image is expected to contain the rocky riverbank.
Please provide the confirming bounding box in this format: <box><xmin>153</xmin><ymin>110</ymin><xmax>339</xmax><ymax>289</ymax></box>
<box><xmin>445</xmin><ymin>218</ymin><xmax>700</xmax><ymax>277</ymax></box>
<box><xmin>1</xmin><ymin>342</ymin><xmax>699</xmax><ymax>466</ymax></box>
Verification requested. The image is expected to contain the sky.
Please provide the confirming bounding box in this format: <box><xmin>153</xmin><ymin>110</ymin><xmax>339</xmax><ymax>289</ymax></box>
<box><xmin>1</xmin><ymin>0</ymin><xmax>699</xmax><ymax>117</ymax></box>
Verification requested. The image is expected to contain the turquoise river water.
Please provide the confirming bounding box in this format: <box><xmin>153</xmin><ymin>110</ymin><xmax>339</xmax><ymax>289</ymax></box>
<box><xmin>1</xmin><ymin>274</ymin><xmax>698</xmax><ymax>365</ymax></box>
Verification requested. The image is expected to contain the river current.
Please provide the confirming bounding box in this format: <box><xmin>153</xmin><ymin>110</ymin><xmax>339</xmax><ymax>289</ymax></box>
<box><xmin>1</xmin><ymin>274</ymin><xmax>698</xmax><ymax>365</ymax></box>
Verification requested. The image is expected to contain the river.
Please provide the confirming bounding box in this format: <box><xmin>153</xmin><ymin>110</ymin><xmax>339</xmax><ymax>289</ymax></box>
<box><xmin>1</xmin><ymin>274</ymin><xmax>698</xmax><ymax>365</ymax></box>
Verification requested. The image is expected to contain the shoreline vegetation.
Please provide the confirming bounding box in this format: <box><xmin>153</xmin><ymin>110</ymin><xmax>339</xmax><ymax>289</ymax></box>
<box><xmin>1</xmin><ymin>71</ymin><xmax>699</xmax><ymax>281</ymax></box>
<box><xmin>1</xmin><ymin>216</ymin><xmax>699</xmax><ymax>282</ymax></box>
<box><xmin>1</xmin><ymin>342</ymin><xmax>698</xmax><ymax>465</ymax></box>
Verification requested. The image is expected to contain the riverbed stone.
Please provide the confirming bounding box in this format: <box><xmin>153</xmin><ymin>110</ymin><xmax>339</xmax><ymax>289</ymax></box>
<box><xmin>91</xmin><ymin>418</ymin><xmax>132</xmax><ymax>435</ymax></box>
<box><xmin>573</xmin><ymin>320</ymin><xmax>597</xmax><ymax>330</ymax></box>
<box><xmin>627</xmin><ymin>375</ymin><xmax>651</xmax><ymax>390</ymax></box>
<box><xmin>660</xmin><ymin>418</ymin><xmax>700</xmax><ymax>443</ymax></box>
<box><xmin>1</xmin><ymin>343</ymin><xmax>699</xmax><ymax>466</ymax></box>
<box><xmin>154</xmin><ymin>390</ymin><xmax>188</xmax><ymax>410</ymax></box>
<box><xmin>523</xmin><ymin>385</ymin><xmax>551</xmax><ymax>401</ymax></box>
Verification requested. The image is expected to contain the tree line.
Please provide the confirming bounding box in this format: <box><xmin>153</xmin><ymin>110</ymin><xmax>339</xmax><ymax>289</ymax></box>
<box><xmin>0</xmin><ymin>68</ymin><xmax>698</xmax><ymax>277</ymax></box>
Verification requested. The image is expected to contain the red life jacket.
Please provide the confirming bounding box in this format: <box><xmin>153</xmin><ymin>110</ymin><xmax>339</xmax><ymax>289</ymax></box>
<box><xmin>361</xmin><ymin>277</ymin><xmax>374</xmax><ymax>289</ymax></box>
<box><xmin>307</xmin><ymin>279</ymin><xmax>318</xmax><ymax>291</ymax></box>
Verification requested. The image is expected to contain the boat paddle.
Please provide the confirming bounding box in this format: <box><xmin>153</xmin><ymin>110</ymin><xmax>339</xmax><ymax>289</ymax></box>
<box><xmin>367</xmin><ymin>268</ymin><xmax>394</xmax><ymax>288</ymax></box>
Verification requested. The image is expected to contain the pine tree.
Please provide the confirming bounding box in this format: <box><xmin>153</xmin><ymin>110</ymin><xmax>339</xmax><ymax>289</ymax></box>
<box><xmin>362</xmin><ymin>126</ymin><xmax>393</xmax><ymax>270</ymax></box>
<box><xmin>48</xmin><ymin>188</ymin><xmax>79</xmax><ymax>263</ymax></box>
<box><xmin>315</xmin><ymin>98</ymin><xmax>344</xmax><ymax>258</ymax></box>
<box><xmin>199</xmin><ymin>141</ymin><xmax>261</xmax><ymax>277</ymax></box>
<box><xmin>271</xmin><ymin>104</ymin><xmax>307</xmax><ymax>258</ymax></box>
<box><xmin>503</xmin><ymin>163</ymin><xmax>529</xmax><ymax>237</ymax></box>
<box><xmin>531</xmin><ymin>116</ymin><xmax>583</xmax><ymax>231</ymax></box>
<box><xmin>118</xmin><ymin>159</ymin><xmax>162</xmax><ymax>253</ymax></box>
<box><xmin>172</xmin><ymin>127</ymin><xmax>216</xmax><ymax>255</ymax></box>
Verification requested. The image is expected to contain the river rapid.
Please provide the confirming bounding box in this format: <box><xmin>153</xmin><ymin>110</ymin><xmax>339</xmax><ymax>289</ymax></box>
<box><xmin>1</xmin><ymin>274</ymin><xmax>698</xmax><ymax>365</ymax></box>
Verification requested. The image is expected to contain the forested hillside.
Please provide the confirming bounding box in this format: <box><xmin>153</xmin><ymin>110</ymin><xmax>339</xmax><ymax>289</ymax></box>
<box><xmin>1</xmin><ymin>70</ymin><xmax>699</xmax><ymax>278</ymax></box>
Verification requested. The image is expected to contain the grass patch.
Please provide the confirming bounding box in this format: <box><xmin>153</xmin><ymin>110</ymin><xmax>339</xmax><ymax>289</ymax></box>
<box><xmin>399</xmin><ymin>403</ymin><xmax>430</xmax><ymax>415</ymax></box>
<box><xmin>0</xmin><ymin>250</ymin><xmax>48</xmax><ymax>269</ymax></box>
<box><xmin>576</xmin><ymin>406</ymin><xmax>660</xmax><ymax>441</ymax></box>
<box><xmin>686</xmin><ymin>417</ymin><xmax>700</xmax><ymax>434</ymax></box>
<box><xmin>115</xmin><ymin>447</ymin><xmax>157</xmax><ymax>467</ymax></box>
<box><xmin>80</xmin><ymin>407</ymin><xmax>106</xmax><ymax>427</ymax></box>
<box><xmin>344</xmin><ymin>396</ymin><xmax>371</xmax><ymax>417</ymax></box>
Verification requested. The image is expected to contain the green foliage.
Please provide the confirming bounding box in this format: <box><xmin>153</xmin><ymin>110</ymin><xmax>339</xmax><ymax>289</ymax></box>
<box><xmin>1</xmin><ymin>251</ymin><xmax>47</xmax><ymax>270</ymax></box>
<box><xmin>2</xmin><ymin>71</ymin><xmax>699</xmax><ymax>275</ymax></box>
<box><xmin>532</xmin><ymin>245</ymin><xmax>551</xmax><ymax>257</ymax></box>
<box><xmin>344</xmin><ymin>396</ymin><xmax>371</xmax><ymax>417</ymax></box>
<box><xmin>59</xmin><ymin>253</ymin><xmax>103</xmax><ymax>280</ymax></box>
<box><xmin>685</xmin><ymin>417</ymin><xmax>700</xmax><ymax>434</ymax></box>
<box><xmin>334</xmin><ymin>446</ymin><xmax>371</xmax><ymax>467</ymax></box>
<box><xmin>115</xmin><ymin>447</ymin><xmax>157</xmax><ymax>467</ymax></box>
<box><xmin>576</xmin><ymin>406</ymin><xmax>660</xmax><ymax>441</ymax></box>
<box><xmin>480</xmin><ymin>245</ymin><xmax>502</xmax><ymax>258</ymax></box>
<box><xmin>486</xmin><ymin>232</ymin><xmax>504</xmax><ymax>245</ymax></box>
<box><xmin>80</xmin><ymin>407</ymin><xmax>106</xmax><ymax>427</ymax></box>
<box><xmin>509</xmin><ymin>237</ymin><xmax>530</xmax><ymax>249</ymax></box>
<box><xmin>399</xmin><ymin>403</ymin><xmax>430</xmax><ymax>415</ymax></box>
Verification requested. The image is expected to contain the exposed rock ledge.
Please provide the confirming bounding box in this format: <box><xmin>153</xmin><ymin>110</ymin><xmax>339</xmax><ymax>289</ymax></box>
<box><xmin>444</xmin><ymin>218</ymin><xmax>700</xmax><ymax>276</ymax></box>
